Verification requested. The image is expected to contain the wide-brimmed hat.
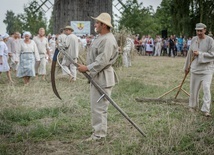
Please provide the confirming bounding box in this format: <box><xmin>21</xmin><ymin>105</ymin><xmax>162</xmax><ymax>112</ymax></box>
<box><xmin>195</xmin><ymin>23</ymin><xmax>207</xmax><ymax>30</ymax></box>
<box><xmin>64</xmin><ymin>26</ymin><xmax>74</xmax><ymax>31</ymax></box>
<box><xmin>91</xmin><ymin>13</ymin><xmax>112</xmax><ymax>28</ymax></box>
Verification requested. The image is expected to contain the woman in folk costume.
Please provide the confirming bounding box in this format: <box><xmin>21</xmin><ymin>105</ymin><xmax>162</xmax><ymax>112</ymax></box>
<box><xmin>154</xmin><ymin>35</ymin><xmax>162</xmax><ymax>56</ymax></box>
<box><xmin>17</xmin><ymin>32</ymin><xmax>40</xmax><ymax>85</ymax></box>
<box><xmin>0</xmin><ymin>34</ymin><xmax>13</xmax><ymax>83</ymax></box>
<box><xmin>145</xmin><ymin>35</ymin><xmax>154</xmax><ymax>56</ymax></box>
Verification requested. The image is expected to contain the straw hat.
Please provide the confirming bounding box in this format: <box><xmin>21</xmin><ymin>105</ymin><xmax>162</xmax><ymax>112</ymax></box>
<box><xmin>91</xmin><ymin>13</ymin><xmax>112</xmax><ymax>28</ymax></box>
<box><xmin>64</xmin><ymin>26</ymin><xmax>74</xmax><ymax>31</ymax></box>
<box><xmin>195</xmin><ymin>23</ymin><xmax>207</xmax><ymax>30</ymax></box>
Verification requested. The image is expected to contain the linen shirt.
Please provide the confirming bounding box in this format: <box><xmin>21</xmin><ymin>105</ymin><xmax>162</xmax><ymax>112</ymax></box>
<box><xmin>18</xmin><ymin>40</ymin><xmax>40</xmax><ymax>61</ymax></box>
<box><xmin>13</xmin><ymin>38</ymin><xmax>22</xmax><ymax>62</ymax></box>
<box><xmin>87</xmin><ymin>32</ymin><xmax>119</xmax><ymax>88</ymax></box>
<box><xmin>65</xmin><ymin>34</ymin><xmax>79</xmax><ymax>59</ymax></box>
<box><xmin>6</xmin><ymin>37</ymin><xmax>16</xmax><ymax>54</ymax></box>
<box><xmin>184</xmin><ymin>35</ymin><xmax>214</xmax><ymax>74</ymax></box>
<box><xmin>33</xmin><ymin>36</ymin><xmax>49</xmax><ymax>56</ymax></box>
<box><xmin>57</xmin><ymin>33</ymin><xmax>67</xmax><ymax>47</ymax></box>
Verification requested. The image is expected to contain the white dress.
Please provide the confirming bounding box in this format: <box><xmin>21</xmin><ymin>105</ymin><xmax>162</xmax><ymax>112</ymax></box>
<box><xmin>0</xmin><ymin>41</ymin><xmax>10</xmax><ymax>72</ymax></box>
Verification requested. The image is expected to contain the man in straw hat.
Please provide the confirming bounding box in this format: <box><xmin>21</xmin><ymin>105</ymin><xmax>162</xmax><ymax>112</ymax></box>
<box><xmin>78</xmin><ymin>12</ymin><xmax>119</xmax><ymax>141</ymax></box>
<box><xmin>184</xmin><ymin>23</ymin><xmax>214</xmax><ymax>117</ymax></box>
<box><xmin>62</xmin><ymin>25</ymin><xmax>79</xmax><ymax>81</ymax></box>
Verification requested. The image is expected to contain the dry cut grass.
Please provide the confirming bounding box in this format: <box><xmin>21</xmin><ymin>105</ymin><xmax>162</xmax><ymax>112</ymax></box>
<box><xmin>0</xmin><ymin>55</ymin><xmax>213</xmax><ymax>155</ymax></box>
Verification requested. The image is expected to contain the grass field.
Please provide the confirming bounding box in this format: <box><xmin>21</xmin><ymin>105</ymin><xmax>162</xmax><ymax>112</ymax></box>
<box><xmin>0</xmin><ymin>55</ymin><xmax>213</xmax><ymax>155</ymax></box>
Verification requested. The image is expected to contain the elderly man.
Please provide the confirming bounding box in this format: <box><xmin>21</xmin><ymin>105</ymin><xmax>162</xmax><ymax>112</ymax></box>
<box><xmin>184</xmin><ymin>23</ymin><xmax>214</xmax><ymax>117</ymax></box>
<box><xmin>33</xmin><ymin>28</ymin><xmax>51</xmax><ymax>80</ymax></box>
<box><xmin>61</xmin><ymin>26</ymin><xmax>79</xmax><ymax>81</ymax></box>
<box><xmin>78</xmin><ymin>13</ymin><xmax>118</xmax><ymax>141</ymax></box>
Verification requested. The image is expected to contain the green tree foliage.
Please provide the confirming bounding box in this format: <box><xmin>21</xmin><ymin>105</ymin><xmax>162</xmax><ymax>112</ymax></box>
<box><xmin>22</xmin><ymin>1</ymin><xmax>47</xmax><ymax>35</ymax></box>
<box><xmin>160</xmin><ymin>0</ymin><xmax>214</xmax><ymax>37</ymax></box>
<box><xmin>3</xmin><ymin>11</ymin><xmax>23</xmax><ymax>34</ymax></box>
<box><xmin>118</xmin><ymin>0</ymin><xmax>159</xmax><ymax>36</ymax></box>
<box><xmin>118</xmin><ymin>0</ymin><xmax>214</xmax><ymax>37</ymax></box>
<box><xmin>3</xmin><ymin>1</ymin><xmax>48</xmax><ymax>36</ymax></box>
<box><xmin>154</xmin><ymin>0</ymin><xmax>173</xmax><ymax>36</ymax></box>
<box><xmin>47</xmin><ymin>9</ymin><xmax>54</xmax><ymax>35</ymax></box>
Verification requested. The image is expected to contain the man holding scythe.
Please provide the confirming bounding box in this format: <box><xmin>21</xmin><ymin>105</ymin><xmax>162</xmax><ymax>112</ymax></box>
<box><xmin>78</xmin><ymin>12</ymin><xmax>119</xmax><ymax>141</ymax></box>
<box><xmin>184</xmin><ymin>23</ymin><xmax>214</xmax><ymax>117</ymax></box>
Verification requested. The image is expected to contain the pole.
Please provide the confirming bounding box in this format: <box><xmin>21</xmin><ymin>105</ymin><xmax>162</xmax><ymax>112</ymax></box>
<box><xmin>174</xmin><ymin>55</ymin><xmax>195</xmax><ymax>99</ymax></box>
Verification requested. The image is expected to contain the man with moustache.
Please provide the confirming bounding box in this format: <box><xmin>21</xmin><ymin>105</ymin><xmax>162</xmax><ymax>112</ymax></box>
<box><xmin>78</xmin><ymin>13</ymin><xmax>119</xmax><ymax>141</ymax></box>
<box><xmin>184</xmin><ymin>23</ymin><xmax>214</xmax><ymax>117</ymax></box>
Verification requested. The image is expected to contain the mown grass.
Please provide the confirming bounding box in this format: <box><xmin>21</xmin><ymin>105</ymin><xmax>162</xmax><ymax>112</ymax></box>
<box><xmin>0</xmin><ymin>55</ymin><xmax>213</xmax><ymax>155</ymax></box>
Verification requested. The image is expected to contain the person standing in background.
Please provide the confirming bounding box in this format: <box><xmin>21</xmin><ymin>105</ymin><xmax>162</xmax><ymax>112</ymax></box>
<box><xmin>33</xmin><ymin>28</ymin><xmax>51</xmax><ymax>80</ymax></box>
<box><xmin>184</xmin><ymin>23</ymin><xmax>214</xmax><ymax>117</ymax></box>
<box><xmin>0</xmin><ymin>34</ymin><xmax>13</xmax><ymax>83</ymax></box>
<box><xmin>62</xmin><ymin>26</ymin><xmax>79</xmax><ymax>81</ymax></box>
<box><xmin>17</xmin><ymin>32</ymin><xmax>40</xmax><ymax>85</ymax></box>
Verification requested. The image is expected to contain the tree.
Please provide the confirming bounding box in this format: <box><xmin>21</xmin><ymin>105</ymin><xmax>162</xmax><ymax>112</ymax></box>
<box><xmin>47</xmin><ymin>9</ymin><xmax>54</xmax><ymax>35</ymax></box>
<box><xmin>154</xmin><ymin>0</ymin><xmax>173</xmax><ymax>36</ymax></box>
<box><xmin>3</xmin><ymin>11</ymin><xmax>23</xmax><ymax>34</ymax></box>
<box><xmin>118</xmin><ymin>0</ymin><xmax>158</xmax><ymax>37</ymax></box>
<box><xmin>21</xmin><ymin>1</ymin><xmax>48</xmax><ymax>35</ymax></box>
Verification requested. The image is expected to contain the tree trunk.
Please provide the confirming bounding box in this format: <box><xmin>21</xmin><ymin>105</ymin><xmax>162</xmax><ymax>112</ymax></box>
<box><xmin>53</xmin><ymin>0</ymin><xmax>112</xmax><ymax>34</ymax></box>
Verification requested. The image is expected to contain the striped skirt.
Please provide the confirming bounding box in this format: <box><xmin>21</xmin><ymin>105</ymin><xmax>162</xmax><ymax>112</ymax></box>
<box><xmin>17</xmin><ymin>53</ymin><xmax>35</xmax><ymax>77</ymax></box>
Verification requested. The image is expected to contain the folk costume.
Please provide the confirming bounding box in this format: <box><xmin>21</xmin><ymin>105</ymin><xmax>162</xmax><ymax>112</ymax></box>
<box><xmin>184</xmin><ymin>23</ymin><xmax>214</xmax><ymax>115</ymax></box>
<box><xmin>0</xmin><ymin>38</ymin><xmax>10</xmax><ymax>72</ymax></box>
<box><xmin>154</xmin><ymin>36</ymin><xmax>162</xmax><ymax>56</ymax></box>
<box><xmin>5</xmin><ymin>35</ymin><xmax>16</xmax><ymax>70</ymax></box>
<box><xmin>49</xmin><ymin>35</ymin><xmax>56</xmax><ymax>59</ymax></box>
<box><xmin>12</xmin><ymin>37</ymin><xmax>22</xmax><ymax>70</ymax></box>
<box><xmin>85</xmin><ymin>13</ymin><xmax>119</xmax><ymax>139</ymax></box>
<box><xmin>33</xmin><ymin>35</ymin><xmax>49</xmax><ymax>75</ymax></box>
<box><xmin>123</xmin><ymin>37</ymin><xmax>134</xmax><ymax>67</ymax></box>
<box><xmin>145</xmin><ymin>37</ymin><xmax>154</xmax><ymax>56</ymax></box>
<box><xmin>17</xmin><ymin>33</ymin><xmax>40</xmax><ymax>78</ymax></box>
<box><xmin>62</xmin><ymin>27</ymin><xmax>79</xmax><ymax>80</ymax></box>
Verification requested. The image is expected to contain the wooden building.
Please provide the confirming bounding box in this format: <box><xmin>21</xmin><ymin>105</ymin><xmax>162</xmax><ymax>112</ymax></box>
<box><xmin>53</xmin><ymin>0</ymin><xmax>113</xmax><ymax>35</ymax></box>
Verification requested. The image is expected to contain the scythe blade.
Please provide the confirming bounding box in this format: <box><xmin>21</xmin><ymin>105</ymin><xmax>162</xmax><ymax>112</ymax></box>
<box><xmin>51</xmin><ymin>49</ymin><xmax>62</xmax><ymax>100</ymax></box>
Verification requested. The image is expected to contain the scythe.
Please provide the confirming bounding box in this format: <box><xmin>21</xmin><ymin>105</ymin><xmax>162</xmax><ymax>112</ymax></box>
<box><xmin>51</xmin><ymin>47</ymin><xmax>146</xmax><ymax>137</ymax></box>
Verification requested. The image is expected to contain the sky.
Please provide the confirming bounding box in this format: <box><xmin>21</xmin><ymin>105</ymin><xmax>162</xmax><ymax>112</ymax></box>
<box><xmin>0</xmin><ymin>0</ymin><xmax>162</xmax><ymax>34</ymax></box>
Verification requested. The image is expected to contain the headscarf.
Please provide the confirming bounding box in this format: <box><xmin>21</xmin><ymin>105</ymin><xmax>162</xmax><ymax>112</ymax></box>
<box><xmin>2</xmin><ymin>33</ymin><xmax>9</xmax><ymax>39</ymax></box>
<box><xmin>23</xmin><ymin>31</ymin><xmax>32</xmax><ymax>37</ymax></box>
